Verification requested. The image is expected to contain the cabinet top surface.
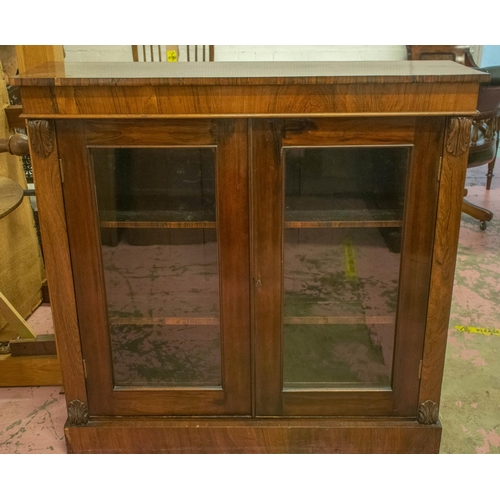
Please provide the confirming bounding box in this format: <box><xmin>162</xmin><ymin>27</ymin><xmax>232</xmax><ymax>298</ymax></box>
<box><xmin>11</xmin><ymin>60</ymin><xmax>490</xmax><ymax>86</ymax></box>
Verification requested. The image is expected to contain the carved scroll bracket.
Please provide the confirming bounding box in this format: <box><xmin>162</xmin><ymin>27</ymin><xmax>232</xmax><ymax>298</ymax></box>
<box><xmin>418</xmin><ymin>400</ymin><xmax>439</xmax><ymax>425</ymax></box>
<box><xmin>27</xmin><ymin>119</ymin><xmax>54</xmax><ymax>158</ymax></box>
<box><xmin>67</xmin><ymin>399</ymin><xmax>89</xmax><ymax>426</ymax></box>
<box><xmin>446</xmin><ymin>117</ymin><xmax>472</xmax><ymax>156</ymax></box>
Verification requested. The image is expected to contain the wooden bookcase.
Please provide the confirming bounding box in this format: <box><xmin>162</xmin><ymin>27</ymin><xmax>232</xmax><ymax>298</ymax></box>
<box><xmin>12</xmin><ymin>60</ymin><xmax>488</xmax><ymax>453</ymax></box>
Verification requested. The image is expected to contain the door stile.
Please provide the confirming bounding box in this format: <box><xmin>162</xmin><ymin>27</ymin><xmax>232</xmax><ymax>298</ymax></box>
<box><xmin>252</xmin><ymin>119</ymin><xmax>285</xmax><ymax>416</ymax></box>
<box><xmin>390</xmin><ymin>116</ymin><xmax>445</xmax><ymax>415</ymax></box>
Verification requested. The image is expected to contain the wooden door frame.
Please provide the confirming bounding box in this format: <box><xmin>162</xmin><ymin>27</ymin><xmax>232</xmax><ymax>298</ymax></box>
<box><xmin>58</xmin><ymin>118</ymin><xmax>252</xmax><ymax>417</ymax></box>
<box><xmin>252</xmin><ymin>116</ymin><xmax>445</xmax><ymax>417</ymax></box>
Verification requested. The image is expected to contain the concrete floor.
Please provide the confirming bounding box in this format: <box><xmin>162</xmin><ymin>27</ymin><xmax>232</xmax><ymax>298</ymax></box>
<box><xmin>0</xmin><ymin>163</ymin><xmax>499</xmax><ymax>454</ymax></box>
<box><xmin>439</xmin><ymin>162</ymin><xmax>500</xmax><ymax>454</ymax></box>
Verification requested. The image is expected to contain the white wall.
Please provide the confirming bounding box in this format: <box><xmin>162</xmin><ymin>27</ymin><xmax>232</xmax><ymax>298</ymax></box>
<box><xmin>63</xmin><ymin>45</ymin><xmax>408</xmax><ymax>63</ymax></box>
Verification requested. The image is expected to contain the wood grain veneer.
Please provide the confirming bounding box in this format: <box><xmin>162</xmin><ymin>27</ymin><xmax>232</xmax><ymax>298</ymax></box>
<box><xmin>65</xmin><ymin>417</ymin><xmax>441</xmax><ymax>454</ymax></box>
<box><xmin>419</xmin><ymin>117</ymin><xmax>471</xmax><ymax>406</ymax></box>
<box><xmin>15</xmin><ymin>60</ymin><xmax>485</xmax><ymax>453</ymax></box>
<box><xmin>26</xmin><ymin>120</ymin><xmax>87</xmax><ymax>403</ymax></box>
<box><xmin>10</xmin><ymin>61</ymin><xmax>490</xmax><ymax>86</ymax></box>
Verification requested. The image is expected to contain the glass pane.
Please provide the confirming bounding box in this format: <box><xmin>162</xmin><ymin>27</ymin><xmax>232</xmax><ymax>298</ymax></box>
<box><xmin>91</xmin><ymin>147</ymin><xmax>221</xmax><ymax>387</ymax></box>
<box><xmin>283</xmin><ymin>147</ymin><xmax>410</xmax><ymax>389</ymax></box>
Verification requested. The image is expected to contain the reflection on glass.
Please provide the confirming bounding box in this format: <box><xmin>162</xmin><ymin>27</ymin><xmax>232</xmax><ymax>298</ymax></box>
<box><xmin>91</xmin><ymin>147</ymin><xmax>221</xmax><ymax>387</ymax></box>
<box><xmin>283</xmin><ymin>147</ymin><xmax>410</xmax><ymax>389</ymax></box>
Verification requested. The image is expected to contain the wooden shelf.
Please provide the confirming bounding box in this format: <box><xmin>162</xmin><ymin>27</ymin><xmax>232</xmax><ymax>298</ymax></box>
<box><xmin>109</xmin><ymin>317</ymin><xmax>220</xmax><ymax>326</ymax></box>
<box><xmin>101</xmin><ymin>221</ymin><xmax>216</xmax><ymax>229</ymax></box>
<box><xmin>99</xmin><ymin>208</ymin><xmax>216</xmax><ymax>229</ymax></box>
<box><xmin>283</xmin><ymin>381</ymin><xmax>391</xmax><ymax>389</ymax></box>
<box><xmin>285</xmin><ymin>220</ymin><xmax>401</xmax><ymax>228</ymax></box>
<box><xmin>284</xmin><ymin>316</ymin><xmax>395</xmax><ymax>325</ymax></box>
<box><xmin>285</xmin><ymin>195</ymin><xmax>403</xmax><ymax>228</ymax></box>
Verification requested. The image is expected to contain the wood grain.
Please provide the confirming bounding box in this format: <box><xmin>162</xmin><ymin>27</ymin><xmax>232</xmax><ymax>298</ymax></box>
<box><xmin>16</xmin><ymin>83</ymin><xmax>478</xmax><ymax>118</ymax></box>
<box><xmin>254</xmin><ymin>117</ymin><xmax>444</xmax><ymax>418</ymax></box>
<box><xmin>11</xmin><ymin>61</ymin><xmax>489</xmax><ymax>86</ymax></box>
<box><xmin>65</xmin><ymin>417</ymin><xmax>441</xmax><ymax>454</ymax></box>
<box><xmin>283</xmin><ymin>117</ymin><xmax>416</xmax><ymax>145</ymax></box>
<box><xmin>4</xmin><ymin>105</ymin><xmax>24</xmax><ymax>129</ymax></box>
<box><xmin>18</xmin><ymin>82</ymin><xmax>482</xmax><ymax>118</ymax></box>
<box><xmin>419</xmin><ymin>116</ymin><xmax>470</xmax><ymax>407</ymax></box>
<box><xmin>252</xmin><ymin>119</ymin><xmax>284</xmax><ymax>416</ymax></box>
<box><xmin>84</xmin><ymin>119</ymin><xmax>217</xmax><ymax>146</ymax></box>
<box><xmin>284</xmin><ymin>220</ymin><xmax>402</xmax><ymax>228</ymax></box>
<box><xmin>15</xmin><ymin>46</ymin><xmax>64</xmax><ymax>74</ymax></box>
<box><xmin>16</xmin><ymin>60</ymin><xmax>482</xmax><ymax>453</ymax></box>
<box><xmin>60</xmin><ymin>118</ymin><xmax>252</xmax><ymax>417</ymax></box>
<box><xmin>0</xmin><ymin>354</ymin><xmax>62</xmax><ymax>386</ymax></box>
<box><xmin>109</xmin><ymin>317</ymin><xmax>219</xmax><ymax>325</ymax></box>
<box><xmin>215</xmin><ymin>119</ymin><xmax>252</xmax><ymax>414</ymax></box>
<box><xmin>27</xmin><ymin>119</ymin><xmax>87</xmax><ymax>403</ymax></box>
<box><xmin>9</xmin><ymin>335</ymin><xmax>57</xmax><ymax>356</ymax></box>
<box><xmin>390</xmin><ymin>117</ymin><xmax>444</xmax><ymax>415</ymax></box>
<box><xmin>100</xmin><ymin>221</ymin><xmax>216</xmax><ymax>229</ymax></box>
<box><xmin>284</xmin><ymin>316</ymin><xmax>395</xmax><ymax>325</ymax></box>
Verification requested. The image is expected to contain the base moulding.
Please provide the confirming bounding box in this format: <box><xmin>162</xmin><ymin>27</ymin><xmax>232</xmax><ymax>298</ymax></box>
<box><xmin>65</xmin><ymin>417</ymin><xmax>442</xmax><ymax>453</ymax></box>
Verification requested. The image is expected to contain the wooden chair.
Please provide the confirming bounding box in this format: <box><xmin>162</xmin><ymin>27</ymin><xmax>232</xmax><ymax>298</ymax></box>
<box><xmin>464</xmin><ymin>66</ymin><xmax>500</xmax><ymax>228</ymax></box>
<box><xmin>132</xmin><ymin>45</ymin><xmax>214</xmax><ymax>62</ymax></box>
<box><xmin>407</xmin><ymin>46</ymin><xmax>500</xmax><ymax>229</ymax></box>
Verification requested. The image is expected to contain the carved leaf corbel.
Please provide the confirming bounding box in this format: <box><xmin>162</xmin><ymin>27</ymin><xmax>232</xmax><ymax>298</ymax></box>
<box><xmin>67</xmin><ymin>399</ymin><xmax>89</xmax><ymax>426</ymax></box>
<box><xmin>27</xmin><ymin>119</ymin><xmax>54</xmax><ymax>158</ymax></box>
<box><xmin>418</xmin><ymin>400</ymin><xmax>439</xmax><ymax>425</ymax></box>
<box><xmin>446</xmin><ymin>117</ymin><xmax>472</xmax><ymax>156</ymax></box>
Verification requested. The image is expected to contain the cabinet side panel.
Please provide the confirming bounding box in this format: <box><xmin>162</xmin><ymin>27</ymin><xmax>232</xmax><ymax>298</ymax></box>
<box><xmin>27</xmin><ymin>120</ymin><xmax>87</xmax><ymax>403</ymax></box>
<box><xmin>419</xmin><ymin>117</ymin><xmax>470</xmax><ymax>407</ymax></box>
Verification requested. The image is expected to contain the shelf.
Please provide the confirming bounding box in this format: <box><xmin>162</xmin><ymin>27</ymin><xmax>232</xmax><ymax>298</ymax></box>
<box><xmin>109</xmin><ymin>317</ymin><xmax>220</xmax><ymax>326</ymax></box>
<box><xmin>283</xmin><ymin>381</ymin><xmax>392</xmax><ymax>390</ymax></box>
<box><xmin>285</xmin><ymin>195</ymin><xmax>403</xmax><ymax>228</ymax></box>
<box><xmin>284</xmin><ymin>316</ymin><xmax>395</xmax><ymax>325</ymax></box>
<box><xmin>285</xmin><ymin>220</ymin><xmax>401</xmax><ymax>228</ymax></box>
<box><xmin>101</xmin><ymin>221</ymin><xmax>216</xmax><ymax>229</ymax></box>
<box><xmin>99</xmin><ymin>208</ymin><xmax>216</xmax><ymax>229</ymax></box>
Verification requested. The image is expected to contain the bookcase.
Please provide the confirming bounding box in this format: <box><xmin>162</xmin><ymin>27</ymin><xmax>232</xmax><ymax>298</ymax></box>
<box><xmin>13</xmin><ymin>60</ymin><xmax>488</xmax><ymax>452</ymax></box>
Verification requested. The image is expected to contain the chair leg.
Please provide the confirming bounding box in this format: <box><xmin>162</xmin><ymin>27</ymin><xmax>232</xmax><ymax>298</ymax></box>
<box><xmin>462</xmin><ymin>198</ymin><xmax>493</xmax><ymax>229</ymax></box>
<box><xmin>486</xmin><ymin>137</ymin><xmax>499</xmax><ymax>190</ymax></box>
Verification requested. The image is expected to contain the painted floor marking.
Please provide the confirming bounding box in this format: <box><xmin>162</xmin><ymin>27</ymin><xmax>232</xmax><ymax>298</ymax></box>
<box><xmin>343</xmin><ymin>237</ymin><xmax>358</xmax><ymax>281</ymax></box>
<box><xmin>454</xmin><ymin>325</ymin><xmax>500</xmax><ymax>337</ymax></box>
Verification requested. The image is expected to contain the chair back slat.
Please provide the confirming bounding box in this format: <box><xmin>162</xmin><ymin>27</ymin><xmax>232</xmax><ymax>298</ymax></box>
<box><xmin>132</xmin><ymin>45</ymin><xmax>214</xmax><ymax>62</ymax></box>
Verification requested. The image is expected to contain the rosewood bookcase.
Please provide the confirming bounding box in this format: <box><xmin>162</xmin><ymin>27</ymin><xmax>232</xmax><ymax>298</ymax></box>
<box><xmin>12</xmin><ymin>60</ymin><xmax>488</xmax><ymax>453</ymax></box>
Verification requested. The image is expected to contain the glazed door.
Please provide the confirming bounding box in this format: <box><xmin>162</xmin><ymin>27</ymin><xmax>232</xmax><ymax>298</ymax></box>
<box><xmin>252</xmin><ymin>117</ymin><xmax>445</xmax><ymax>417</ymax></box>
<box><xmin>59</xmin><ymin>119</ymin><xmax>251</xmax><ymax>416</ymax></box>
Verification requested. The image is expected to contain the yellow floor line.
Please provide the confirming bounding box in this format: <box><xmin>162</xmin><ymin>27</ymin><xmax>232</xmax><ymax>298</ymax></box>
<box><xmin>343</xmin><ymin>237</ymin><xmax>358</xmax><ymax>281</ymax></box>
<box><xmin>454</xmin><ymin>325</ymin><xmax>500</xmax><ymax>337</ymax></box>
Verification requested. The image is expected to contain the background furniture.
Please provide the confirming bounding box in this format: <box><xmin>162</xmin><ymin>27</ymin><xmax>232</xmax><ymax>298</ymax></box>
<box><xmin>0</xmin><ymin>176</ymin><xmax>37</xmax><ymax>341</ymax></box>
<box><xmin>13</xmin><ymin>60</ymin><xmax>487</xmax><ymax>453</ymax></box>
<box><xmin>406</xmin><ymin>45</ymin><xmax>477</xmax><ymax>66</ymax></box>
<box><xmin>0</xmin><ymin>48</ymin><xmax>62</xmax><ymax>387</ymax></box>
<box><xmin>464</xmin><ymin>66</ymin><xmax>500</xmax><ymax>229</ymax></box>
<box><xmin>132</xmin><ymin>45</ymin><xmax>215</xmax><ymax>62</ymax></box>
<box><xmin>0</xmin><ymin>63</ymin><xmax>45</xmax><ymax>343</ymax></box>
<box><xmin>407</xmin><ymin>45</ymin><xmax>500</xmax><ymax>228</ymax></box>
